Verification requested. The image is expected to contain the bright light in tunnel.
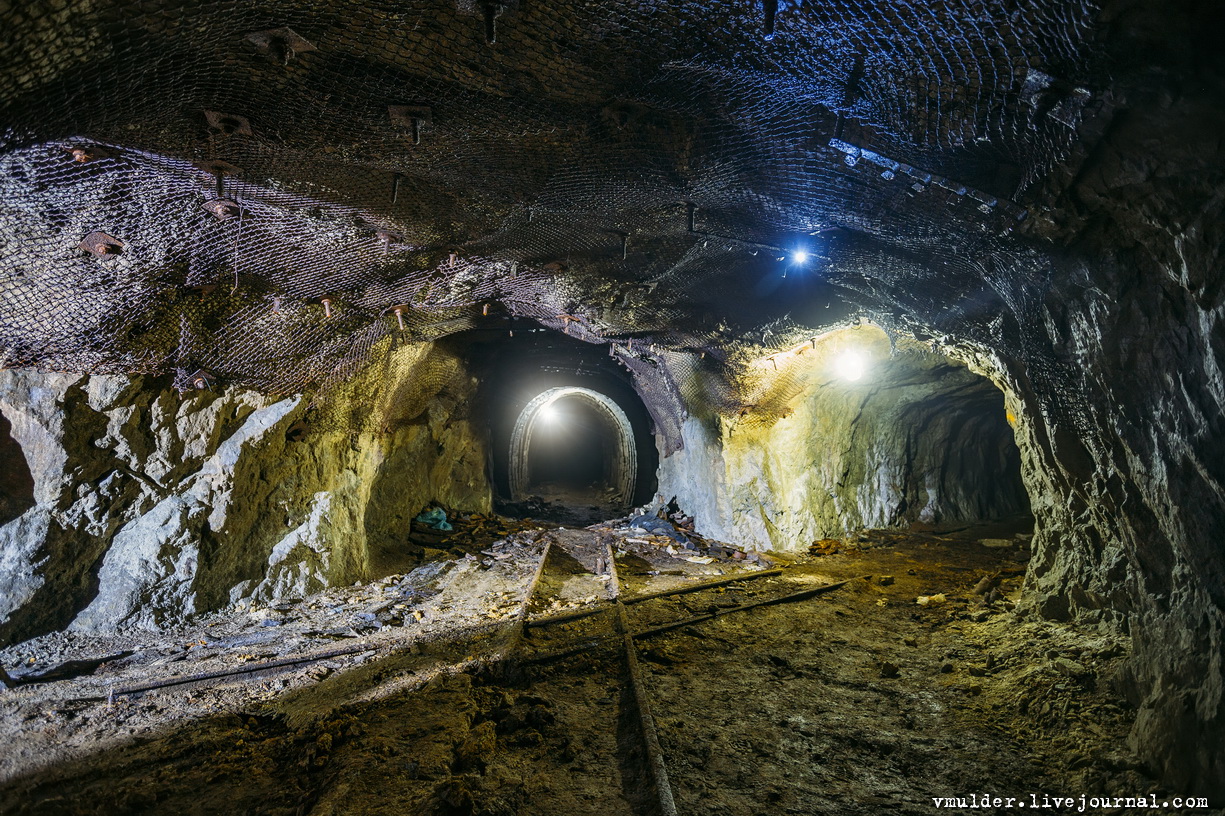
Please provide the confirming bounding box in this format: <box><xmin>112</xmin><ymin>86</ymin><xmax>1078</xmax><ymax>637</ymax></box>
<box><xmin>537</xmin><ymin>403</ymin><xmax>560</xmax><ymax>423</ymax></box>
<box><xmin>791</xmin><ymin>248</ymin><xmax>809</xmax><ymax>264</ymax></box>
<box><xmin>834</xmin><ymin>349</ymin><xmax>868</xmax><ymax>381</ymax></box>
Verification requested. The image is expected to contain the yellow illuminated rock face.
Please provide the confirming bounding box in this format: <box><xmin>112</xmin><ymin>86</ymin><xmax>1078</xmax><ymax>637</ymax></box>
<box><xmin>0</xmin><ymin>340</ymin><xmax>491</xmax><ymax>641</ymax></box>
<box><xmin>658</xmin><ymin>326</ymin><xmax>1027</xmax><ymax>551</ymax></box>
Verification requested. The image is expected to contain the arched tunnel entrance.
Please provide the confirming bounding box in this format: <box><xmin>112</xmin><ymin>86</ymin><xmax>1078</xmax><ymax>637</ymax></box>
<box><xmin>510</xmin><ymin>386</ymin><xmax>638</xmax><ymax>514</ymax></box>
<box><xmin>847</xmin><ymin>330</ymin><xmax>1031</xmax><ymax>531</ymax></box>
<box><xmin>835</xmin><ymin>333</ymin><xmax>1031</xmax><ymax>531</ymax></box>
<box><xmin>460</xmin><ymin>325</ymin><xmax>658</xmax><ymax>525</ymax></box>
<box><xmin>658</xmin><ymin>325</ymin><xmax>1031</xmax><ymax>545</ymax></box>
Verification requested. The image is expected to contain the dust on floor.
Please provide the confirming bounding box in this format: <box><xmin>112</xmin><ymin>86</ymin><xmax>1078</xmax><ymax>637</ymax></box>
<box><xmin>0</xmin><ymin>520</ymin><xmax>1175</xmax><ymax>815</ymax></box>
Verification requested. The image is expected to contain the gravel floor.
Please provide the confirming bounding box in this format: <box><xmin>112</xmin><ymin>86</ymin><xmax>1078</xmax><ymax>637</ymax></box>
<box><xmin>0</xmin><ymin>518</ymin><xmax>1174</xmax><ymax>815</ymax></box>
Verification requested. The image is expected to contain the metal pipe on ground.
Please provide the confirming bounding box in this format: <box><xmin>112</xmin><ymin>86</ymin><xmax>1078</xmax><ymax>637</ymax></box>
<box><xmin>606</xmin><ymin>536</ymin><xmax>679</xmax><ymax>816</ymax></box>
<box><xmin>525</xmin><ymin>568</ymin><xmax>786</xmax><ymax>628</ymax></box>
<box><xmin>524</xmin><ymin>575</ymin><xmax>869</xmax><ymax>665</ymax></box>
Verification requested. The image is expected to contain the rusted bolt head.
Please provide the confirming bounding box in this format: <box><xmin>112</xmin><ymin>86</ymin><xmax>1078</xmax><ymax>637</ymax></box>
<box><xmin>67</xmin><ymin>145</ymin><xmax>112</xmax><ymax>163</ymax></box>
<box><xmin>193</xmin><ymin>159</ymin><xmax>242</xmax><ymax>177</ymax></box>
<box><xmin>202</xmin><ymin>199</ymin><xmax>242</xmax><ymax>220</ymax></box>
<box><xmin>245</xmin><ymin>27</ymin><xmax>316</xmax><ymax>61</ymax></box>
<box><xmin>186</xmin><ymin>283</ymin><xmax>218</xmax><ymax>299</ymax></box>
<box><xmin>79</xmin><ymin>231</ymin><xmax>125</xmax><ymax>258</ymax></box>
<box><xmin>184</xmin><ymin>369</ymin><xmax>216</xmax><ymax>392</ymax></box>
<box><xmin>203</xmin><ymin>111</ymin><xmax>253</xmax><ymax>136</ymax></box>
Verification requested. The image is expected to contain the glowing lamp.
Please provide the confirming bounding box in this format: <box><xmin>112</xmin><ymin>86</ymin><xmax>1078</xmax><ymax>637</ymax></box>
<box><xmin>834</xmin><ymin>350</ymin><xmax>867</xmax><ymax>381</ymax></box>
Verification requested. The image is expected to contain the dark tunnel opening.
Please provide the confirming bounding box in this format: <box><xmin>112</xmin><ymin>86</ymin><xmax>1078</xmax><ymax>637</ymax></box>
<box><xmin>457</xmin><ymin>324</ymin><xmax>658</xmax><ymax>523</ymax></box>
<box><xmin>0</xmin><ymin>412</ymin><xmax>35</xmax><ymax>527</ymax></box>
<box><xmin>662</xmin><ymin>327</ymin><xmax>1034</xmax><ymax>542</ymax></box>
<box><xmin>840</xmin><ymin>328</ymin><xmax>1033</xmax><ymax>531</ymax></box>
<box><xmin>509</xmin><ymin>384</ymin><xmax>639</xmax><ymax>523</ymax></box>
<box><xmin>839</xmin><ymin>332</ymin><xmax>1032</xmax><ymax>531</ymax></box>
<box><xmin>527</xmin><ymin>395</ymin><xmax>615</xmax><ymax>496</ymax></box>
<box><xmin>890</xmin><ymin>373</ymin><xmax>1031</xmax><ymax>529</ymax></box>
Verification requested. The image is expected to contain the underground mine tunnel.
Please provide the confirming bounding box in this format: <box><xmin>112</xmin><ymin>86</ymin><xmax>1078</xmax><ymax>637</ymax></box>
<box><xmin>1</xmin><ymin>0</ymin><xmax>1224</xmax><ymax>814</ymax></box>
<box><xmin>471</xmin><ymin>329</ymin><xmax>659</xmax><ymax>524</ymax></box>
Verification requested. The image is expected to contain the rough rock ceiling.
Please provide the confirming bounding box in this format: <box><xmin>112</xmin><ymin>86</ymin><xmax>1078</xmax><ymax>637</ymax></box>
<box><xmin>0</xmin><ymin>0</ymin><xmax>1104</xmax><ymax>408</ymax></box>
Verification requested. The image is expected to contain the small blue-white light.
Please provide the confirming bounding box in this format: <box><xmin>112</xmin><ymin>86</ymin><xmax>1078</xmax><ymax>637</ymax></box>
<box><xmin>791</xmin><ymin>249</ymin><xmax>809</xmax><ymax>264</ymax></box>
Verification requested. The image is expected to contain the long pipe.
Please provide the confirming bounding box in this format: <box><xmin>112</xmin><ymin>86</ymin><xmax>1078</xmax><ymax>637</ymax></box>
<box><xmin>607</xmin><ymin>537</ymin><xmax>680</xmax><ymax>816</ymax></box>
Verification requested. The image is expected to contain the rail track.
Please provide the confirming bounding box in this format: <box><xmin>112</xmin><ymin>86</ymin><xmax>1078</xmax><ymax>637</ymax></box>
<box><xmin>22</xmin><ymin>529</ymin><xmax>860</xmax><ymax>814</ymax></box>
<box><xmin>505</xmin><ymin>530</ymin><xmax>864</xmax><ymax>815</ymax></box>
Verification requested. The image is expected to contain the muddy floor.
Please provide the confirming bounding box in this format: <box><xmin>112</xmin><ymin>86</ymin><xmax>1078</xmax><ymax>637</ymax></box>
<box><xmin>0</xmin><ymin>518</ymin><xmax>1188</xmax><ymax>815</ymax></box>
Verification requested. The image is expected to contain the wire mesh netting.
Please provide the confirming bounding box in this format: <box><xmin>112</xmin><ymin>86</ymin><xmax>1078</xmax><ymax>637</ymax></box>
<box><xmin>0</xmin><ymin>0</ymin><xmax>1106</xmax><ymax>431</ymax></box>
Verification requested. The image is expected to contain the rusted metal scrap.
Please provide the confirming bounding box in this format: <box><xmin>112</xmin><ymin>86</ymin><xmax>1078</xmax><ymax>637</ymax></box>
<box><xmin>606</xmin><ymin>537</ymin><xmax>679</xmax><ymax>816</ymax></box>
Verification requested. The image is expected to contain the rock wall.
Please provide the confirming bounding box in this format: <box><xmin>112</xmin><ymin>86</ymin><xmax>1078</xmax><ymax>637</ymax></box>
<box><xmin>0</xmin><ymin>411</ymin><xmax>34</xmax><ymax>526</ymax></box>
<box><xmin>658</xmin><ymin>326</ymin><xmax>1028</xmax><ymax>550</ymax></box>
<box><xmin>776</xmin><ymin>9</ymin><xmax>1225</xmax><ymax>794</ymax></box>
<box><xmin>1013</xmin><ymin>114</ymin><xmax>1225</xmax><ymax>798</ymax></box>
<box><xmin>949</xmin><ymin>12</ymin><xmax>1224</xmax><ymax>793</ymax></box>
<box><xmin>929</xmin><ymin>237</ymin><xmax>1225</xmax><ymax>798</ymax></box>
<box><xmin>0</xmin><ymin>340</ymin><xmax>490</xmax><ymax>645</ymax></box>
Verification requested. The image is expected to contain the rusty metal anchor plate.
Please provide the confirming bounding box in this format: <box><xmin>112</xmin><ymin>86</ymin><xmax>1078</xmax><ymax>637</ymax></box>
<box><xmin>388</xmin><ymin>105</ymin><xmax>433</xmax><ymax>128</ymax></box>
<box><xmin>201</xmin><ymin>199</ymin><xmax>243</xmax><ymax>220</ymax></box>
<box><xmin>185</xmin><ymin>369</ymin><xmax>217</xmax><ymax>390</ymax></box>
<box><xmin>184</xmin><ymin>283</ymin><xmax>219</xmax><ymax>298</ymax></box>
<box><xmin>203</xmin><ymin>111</ymin><xmax>253</xmax><ymax>136</ymax></box>
<box><xmin>78</xmin><ymin>231</ymin><xmax>124</xmax><ymax>258</ymax></box>
<box><xmin>64</xmin><ymin>144</ymin><xmax>114</xmax><ymax>163</ymax></box>
<box><xmin>193</xmin><ymin>159</ymin><xmax>242</xmax><ymax>177</ymax></box>
<box><xmin>245</xmin><ymin>27</ymin><xmax>316</xmax><ymax>61</ymax></box>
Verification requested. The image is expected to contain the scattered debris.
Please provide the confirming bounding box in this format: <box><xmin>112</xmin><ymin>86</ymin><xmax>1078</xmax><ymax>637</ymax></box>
<box><xmin>972</xmin><ymin>571</ymin><xmax>1002</xmax><ymax>594</ymax></box>
<box><xmin>810</xmin><ymin>538</ymin><xmax>842</xmax><ymax>556</ymax></box>
<box><xmin>3</xmin><ymin>652</ymin><xmax>133</xmax><ymax>687</ymax></box>
<box><xmin>0</xmin><ymin>519</ymin><xmax>1156</xmax><ymax>814</ymax></box>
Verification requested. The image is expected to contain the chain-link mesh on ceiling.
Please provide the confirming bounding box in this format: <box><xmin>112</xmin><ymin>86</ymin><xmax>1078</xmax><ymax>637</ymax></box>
<box><xmin>0</xmin><ymin>0</ymin><xmax>1104</xmax><ymax>426</ymax></box>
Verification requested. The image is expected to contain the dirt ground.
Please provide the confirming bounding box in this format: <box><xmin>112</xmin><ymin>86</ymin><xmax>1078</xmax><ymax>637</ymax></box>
<box><xmin>0</xmin><ymin>516</ymin><xmax>1189</xmax><ymax>815</ymax></box>
<box><xmin>496</xmin><ymin>482</ymin><xmax>620</xmax><ymax>527</ymax></box>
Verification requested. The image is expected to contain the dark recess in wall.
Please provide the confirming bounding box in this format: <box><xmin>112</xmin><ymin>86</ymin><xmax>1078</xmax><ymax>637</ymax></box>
<box><xmin>449</xmin><ymin>324</ymin><xmax>659</xmax><ymax>509</ymax></box>
<box><xmin>0</xmin><ymin>412</ymin><xmax>35</xmax><ymax>527</ymax></box>
<box><xmin>889</xmin><ymin>369</ymin><xmax>1030</xmax><ymax>526</ymax></box>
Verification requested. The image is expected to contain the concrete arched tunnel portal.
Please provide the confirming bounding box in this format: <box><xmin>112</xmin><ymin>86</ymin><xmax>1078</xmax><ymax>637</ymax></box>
<box><xmin>509</xmin><ymin>386</ymin><xmax>638</xmax><ymax>513</ymax></box>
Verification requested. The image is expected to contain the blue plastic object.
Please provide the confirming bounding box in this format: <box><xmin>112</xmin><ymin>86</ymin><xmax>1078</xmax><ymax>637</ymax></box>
<box><xmin>414</xmin><ymin>507</ymin><xmax>452</xmax><ymax>531</ymax></box>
